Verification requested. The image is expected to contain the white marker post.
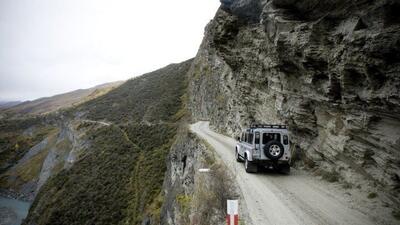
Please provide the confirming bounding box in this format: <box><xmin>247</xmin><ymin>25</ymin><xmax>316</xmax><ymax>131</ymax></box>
<box><xmin>227</xmin><ymin>200</ymin><xmax>239</xmax><ymax>225</ymax></box>
<box><xmin>198</xmin><ymin>168</ymin><xmax>211</xmax><ymax>173</ymax></box>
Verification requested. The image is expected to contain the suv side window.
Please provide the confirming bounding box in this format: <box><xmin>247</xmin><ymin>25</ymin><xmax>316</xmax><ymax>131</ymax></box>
<box><xmin>283</xmin><ymin>135</ymin><xmax>289</xmax><ymax>145</ymax></box>
<box><xmin>248</xmin><ymin>132</ymin><xmax>253</xmax><ymax>144</ymax></box>
<box><xmin>255</xmin><ymin>132</ymin><xmax>260</xmax><ymax>144</ymax></box>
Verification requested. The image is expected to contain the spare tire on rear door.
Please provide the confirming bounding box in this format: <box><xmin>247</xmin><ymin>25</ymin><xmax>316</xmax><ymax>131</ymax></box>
<box><xmin>263</xmin><ymin>140</ymin><xmax>284</xmax><ymax>160</ymax></box>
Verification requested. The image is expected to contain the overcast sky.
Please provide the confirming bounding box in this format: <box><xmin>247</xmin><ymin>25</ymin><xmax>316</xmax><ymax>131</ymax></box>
<box><xmin>0</xmin><ymin>0</ymin><xmax>220</xmax><ymax>101</ymax></box>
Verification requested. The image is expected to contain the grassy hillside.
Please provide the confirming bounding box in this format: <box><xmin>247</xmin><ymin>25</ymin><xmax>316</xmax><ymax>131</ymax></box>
<box><xmin>23</xmin><ymin>59</ymin><xmax>193</xmax><ymax>225</ymax></box>
<box><xmin>2</xmin><ymin>81</ymin><xmax>122</xmax><ymax>116</ymax></box>
<box><xmin>122</xmin><ymin>122</ymin><xmax>177</xmax><ymax>224</ymax></box>
<box><xmin>25</xmin><ymin>125</ymin><xmax>139</xmax><ymax>225</ymax></box>
<box><xmin>75</xmin><ymin>61</ymin><xmax>191</xmax><ymax>123</ymax></box>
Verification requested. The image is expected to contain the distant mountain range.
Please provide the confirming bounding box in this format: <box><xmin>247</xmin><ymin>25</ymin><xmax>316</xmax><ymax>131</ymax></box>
<box><xmin>0</xmin><ymin>101</ymin><xmax>22</xmax><ymax>109</ymax></box>
<box><xmin>1</xmin><ymin>81</ymin><xmax>123</xmax><ymax>116</ymax></box>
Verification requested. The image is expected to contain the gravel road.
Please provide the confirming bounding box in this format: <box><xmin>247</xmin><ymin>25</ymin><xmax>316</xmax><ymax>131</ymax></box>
<box><xmin>190</xmin><ymin>121</ymin><xmax>377</xmax><ymax>225</ymax></box>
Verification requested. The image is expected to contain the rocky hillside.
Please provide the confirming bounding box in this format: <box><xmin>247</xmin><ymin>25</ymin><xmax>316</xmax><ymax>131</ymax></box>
<box><xmin>160</xmin><ymin>128</ymin><xmax>240</xmax><ymax>225</ymax></box>
<box><xmin>188</xmin><ymin>0</ymin><xmax>400</xmax><ymax>200</ymax></box>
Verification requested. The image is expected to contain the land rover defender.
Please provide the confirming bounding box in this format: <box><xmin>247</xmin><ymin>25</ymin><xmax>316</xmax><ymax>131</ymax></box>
<box><xmin>235</xmin><ymin>124</ymin><xmax>291</xmax><ymax>173</ymax></box>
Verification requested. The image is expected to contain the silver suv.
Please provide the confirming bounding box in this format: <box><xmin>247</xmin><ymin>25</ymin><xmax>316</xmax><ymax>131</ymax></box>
<box><xmin>235</xmin><ymin>124</ymin><xmax>291</xmax><ymax>173</ymax></box>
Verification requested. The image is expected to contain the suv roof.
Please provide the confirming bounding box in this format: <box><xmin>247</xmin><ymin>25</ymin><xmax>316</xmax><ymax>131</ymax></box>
<box><xmin>250</xmin><ymin>124</ymin><xmax>288</xmax><ymax>129</ymax></box>
<box><xmin>245</xmin><ymin>124</ymin><xmax>289</xmax><ymax>134</ymax></box>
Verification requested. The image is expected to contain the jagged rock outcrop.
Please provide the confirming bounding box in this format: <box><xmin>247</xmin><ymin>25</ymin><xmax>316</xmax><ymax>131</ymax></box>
<box><xmin>161</xmin><ymin>131</ymin><xmax>208</xmax><ymax>225</ymax></box>
<box><xmin>188</xmin><ymin>0</ymin><xmax>400</xmax><ymax>199</ymax></box>
<box><xmin>161</xmin><ymin>130</ymin><xmax>239</xmax><ymax>225</ymax></box>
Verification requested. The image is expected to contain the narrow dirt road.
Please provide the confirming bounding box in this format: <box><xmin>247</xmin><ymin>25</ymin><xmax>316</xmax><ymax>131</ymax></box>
<box><xmin>190</xmin><ymin>121</ymin><xmax>377</xmax><ymax>225</ymax></box>
<box><xmin>81</xmin><ymin>119</ymin><xmax>111</xmax><ymax>126</ymax></box>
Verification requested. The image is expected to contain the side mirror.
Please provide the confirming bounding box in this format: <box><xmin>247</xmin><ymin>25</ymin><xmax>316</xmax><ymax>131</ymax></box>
<box><xmin>236</xmin><ymin>136</ymin><xmax>241</xmax><ymax>141</ymax></box>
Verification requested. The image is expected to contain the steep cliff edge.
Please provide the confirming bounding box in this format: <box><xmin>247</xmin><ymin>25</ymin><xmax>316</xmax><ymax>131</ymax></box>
<box><xmin>160</xmin><ymin>129</ymin><xmax>247</xmax><ymax>225</ymax></box>
<box><xmin>189</xmin><ymin>0</ymin><xmax>400</xmax><ymax>202</ymax></box>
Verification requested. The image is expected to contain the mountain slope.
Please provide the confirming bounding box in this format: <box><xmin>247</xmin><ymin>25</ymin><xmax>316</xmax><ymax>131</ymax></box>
<box><xmin>74</xmin><ymin>62</ymin><xmax>191</xmax><ymax>124</ymax></box>
<box><xmin>2</xmin><ymin>81</ymin><xmax>123</xmax><ymax>116</ymax></box>
<box><xmin>26</xmin><ymin>125</ymin><xmax>140</xmax><ymax>225</ymax></box>
<box><xmin>0</xmin><ymin>60</ymin><xmax>193</xmax><ymax>225</ymax></box>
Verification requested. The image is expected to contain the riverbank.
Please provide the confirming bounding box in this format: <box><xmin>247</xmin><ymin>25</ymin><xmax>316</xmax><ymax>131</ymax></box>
<box><xmin>0</xmin><ymin>194</ymin><xmax>31</xmax><ymax>225</ymax></box>
<box><xmin>0</xmin><ymin>189</ymin><xmax>32</xmax><ymax>202</ymax></box>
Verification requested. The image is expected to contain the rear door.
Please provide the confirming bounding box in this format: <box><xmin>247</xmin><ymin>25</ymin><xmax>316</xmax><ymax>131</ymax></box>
<box><xmin>260</xmin><ymin>132</ymin><xmax>282</xmax><ymax>159</ymax></box>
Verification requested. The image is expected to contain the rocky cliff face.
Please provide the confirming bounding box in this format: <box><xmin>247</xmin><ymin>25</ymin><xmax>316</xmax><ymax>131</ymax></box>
<box><xmin>188</xmin><ymin>0</ymin><xmax>400</xmax><ymax>198</ymax></box>
<box><xmin>161</xmin><ymin>129</ymin><xmax>239</xmax><ymax>225</ymax></box>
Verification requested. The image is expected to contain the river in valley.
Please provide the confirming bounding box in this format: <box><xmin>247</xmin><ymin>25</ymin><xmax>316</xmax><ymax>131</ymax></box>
<box><xmin>0</xmin><ymin>196</ymin><xmax>31</xmax><ymax>225</ymax></box>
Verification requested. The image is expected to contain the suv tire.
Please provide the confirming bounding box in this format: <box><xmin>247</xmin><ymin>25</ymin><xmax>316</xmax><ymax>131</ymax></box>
<box><xmin>235</xmin><ymin>149</ymin><xmax>243</xmax><ymax>162</ymax></box>
<box><xmin>245</xmin><ymin>156</ymin><xmax>258</xmax><ymax>173</ymax></box>
<box><xmin>264</xmin><ymin>140</ymin><xmax>284</xmax><ymax>161</ymax></box>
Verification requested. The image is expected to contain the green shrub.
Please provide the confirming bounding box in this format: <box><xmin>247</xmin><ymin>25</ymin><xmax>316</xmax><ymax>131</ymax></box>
<box><xmin>321</xmin><ymin>170</ymin><xmax>340</xmax><ymax>183</ymax></box>
<box><xmin>393</xmin><ymin>210</ymin><xmax>400</xmax><ymax>220</ymax></box>
<box><xmin>176</xmin><ymin>194</ymin><xmax>192</xmax><ymax>216</ymax></box>
<box><xmin>342</xmin><ymin>182</ymin><xmax>353</xmax><ymax>189</ymax></box>
<box><xmin>367</xmin><ymin>192</ymin><xmax>378</xmax><ymax>199</ymax></box>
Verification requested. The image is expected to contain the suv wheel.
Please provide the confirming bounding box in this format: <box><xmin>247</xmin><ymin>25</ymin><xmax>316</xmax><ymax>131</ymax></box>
<box><xmin>235</xmin><ymin>149</ymin><xmax>243</xmax><ymax>162</ymax></box>
<box><xmin>264</xmin><ymin>140</ymin><xmax>284</xmax><ymax>160</ymax></box>
<box><xmin>245</xmin><ymin>156</ymin><xmax>258</xmax><ymax>173</ymax></box>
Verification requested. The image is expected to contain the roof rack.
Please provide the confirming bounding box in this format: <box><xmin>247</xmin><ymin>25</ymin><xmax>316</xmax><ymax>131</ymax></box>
<box><xmin>250</xmin><ymin>124</ymin><xmax>288</xmax><ymax>129</ymax></box>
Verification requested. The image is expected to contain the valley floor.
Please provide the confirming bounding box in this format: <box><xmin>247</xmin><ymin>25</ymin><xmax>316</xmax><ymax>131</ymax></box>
<box><xmin>191</xmin><ymin>121</ymin><xmax>397</xmax><ymax>225</ymax></box>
